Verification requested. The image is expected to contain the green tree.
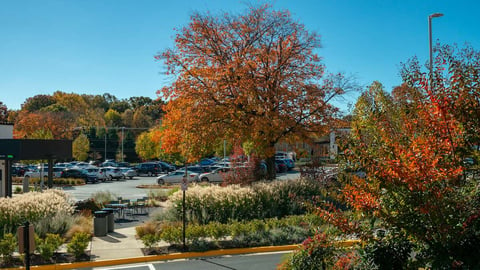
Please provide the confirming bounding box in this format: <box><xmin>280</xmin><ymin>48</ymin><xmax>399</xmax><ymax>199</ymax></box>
<box><xmin>104</xmin><ymin>109</ymin><xmax>122</xmax><ymax>127</ymax></box>
<box><xmin>21</xmin><ymin>94</ymin><xmax>56</xmax><ymax>112</ymax></box>
<box><xmin>73</xmin><ymin>133</ymin><xmax>90</xmax><ymax>161</ymax></box>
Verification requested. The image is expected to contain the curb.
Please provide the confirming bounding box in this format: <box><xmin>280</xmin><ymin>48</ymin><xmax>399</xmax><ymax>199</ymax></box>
<box><xmin>3</xmin><ymin>244</ymin><xmax>300</xmax><ymax>270</ymax></box>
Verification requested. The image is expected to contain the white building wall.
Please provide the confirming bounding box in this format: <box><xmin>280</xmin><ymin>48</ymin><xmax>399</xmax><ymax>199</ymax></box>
<box><xmin>0</xmin><ymin>124</ymin><xmax>13</xmax><ymax>139</ymax></box>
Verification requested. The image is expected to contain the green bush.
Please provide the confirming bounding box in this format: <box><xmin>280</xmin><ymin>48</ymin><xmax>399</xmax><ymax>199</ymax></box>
<box><xmin>141</xmin><ymin>234</ymin><xmax>159</xmax><ymax>250</ymax></box>
<box><xmin>283</xmin><ymin>233</ymin><xmax>335</xmax><ymax>270</ymax></box>
<box><xmin>66</xmin><ymin>232</ymin><xmax>90</xmax><ymax>259</ymax></box>
<box><xmin>157</xmin><ymin>215</ymin><xmax>322</xmax><ymax>248</ymax></box>
<box><xmin>35</xmin><ymin>233</ymin><xmax>64</xmax><ymax>261</ymax></box>
<box><xmin>159</xmin><ymin>222</ymin><xmax>183</xmax><ymax>244</ymax></box>
<box><xmin>0</xmin><ymin>233</ymin><xmax>16</xmax><ymax>264</ymax></box>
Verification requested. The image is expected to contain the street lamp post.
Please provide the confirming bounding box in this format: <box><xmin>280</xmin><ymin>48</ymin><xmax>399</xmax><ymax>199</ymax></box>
<box><xmin>429</xmin><ymin>13</ymin><xmax>443</xmax><ymax>91</ymax></box>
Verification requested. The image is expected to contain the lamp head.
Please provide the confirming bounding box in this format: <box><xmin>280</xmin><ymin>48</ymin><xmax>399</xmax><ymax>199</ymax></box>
<box><xmin>429</xmin><ymin>13</ymin><xmax>444</xmax><ymax>19</ymax></box>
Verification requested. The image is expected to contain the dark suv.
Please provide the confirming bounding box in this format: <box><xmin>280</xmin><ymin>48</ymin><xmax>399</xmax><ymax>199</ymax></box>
<box><xmin>60</xmin><ymin>168</ymin><xmax>96</xmax><ymax>183</ymax></box>
<box><xmin>135</xmin><ymin>162</ymin><xmax>161</xmax><ymax>176</ymax></box>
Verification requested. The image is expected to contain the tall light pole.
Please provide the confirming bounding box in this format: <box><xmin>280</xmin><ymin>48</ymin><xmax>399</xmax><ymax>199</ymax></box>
<box><xmin>429</xmin><ymin>12</ymin><xmax>443</xmax><ymax>91</ymax></box>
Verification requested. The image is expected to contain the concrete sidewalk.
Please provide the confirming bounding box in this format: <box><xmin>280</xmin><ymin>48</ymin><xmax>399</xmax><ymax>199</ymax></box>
<box><xmin>90</xmin><ymin>224</ymin><xmax>145</xmax><ymax>261</ymax></box>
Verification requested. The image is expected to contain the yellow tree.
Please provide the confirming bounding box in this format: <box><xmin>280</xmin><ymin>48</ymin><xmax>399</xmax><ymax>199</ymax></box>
<box><xmin>157</xmin><ymin>4</ymin><xmax>348</xmax><ymax>177</ymax></box>
<box><xmin>73</xmin><ymin>133</ymin><xmax>90</xmax><ymax>161</ymax></box>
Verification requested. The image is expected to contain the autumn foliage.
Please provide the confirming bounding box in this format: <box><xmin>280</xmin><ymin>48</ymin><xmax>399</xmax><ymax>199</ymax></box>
<box><xmin>156</xmin><ymin>4</ymin><xmax>346</xmax><ymax>169</ymax></box>
<box><xmin>315</xmin><ymin>44</ymin><xmax>480</xmax><ymax>268</ymax></box>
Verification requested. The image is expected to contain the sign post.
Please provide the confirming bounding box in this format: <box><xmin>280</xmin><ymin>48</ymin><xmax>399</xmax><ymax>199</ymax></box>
<box><xmin>18</xmin><ymin>221</ymin><xmax>35</xmax><ymax>270</ymax></box>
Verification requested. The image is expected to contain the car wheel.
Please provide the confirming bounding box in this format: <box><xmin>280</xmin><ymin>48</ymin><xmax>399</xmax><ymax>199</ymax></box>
<box><xmin>129</xmin><ymin>176</ymin><xmax>133</xmax><ymax>179</ymax></box>
<box><xmin>157</xmin><ymin>179</ymin><xmax>165</xmax><ymax>185</ymax></box>
<box><xmin>147</xmin><ymin>171</ymin><xmax>152</xmax><ymax>177</ymax></box>
<box><xmin>201</xmin><ymin>177</ymin><xmax>209</xmax><ymax>182</ymax></box>
<box><xmin>108</xmin><ymin>175</ymin><xmax>113</xmax><ymax>181</ymax></box>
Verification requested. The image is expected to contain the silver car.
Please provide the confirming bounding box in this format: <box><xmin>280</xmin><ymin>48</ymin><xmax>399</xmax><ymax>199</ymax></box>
<box><xmin>156</xmin><ymin>170</ymin><xmax>199</xmax><ymax>185</ymax></box>
<box><xmin>119</xmin><ymin>167</ymin><xmax>136</xmax><ymax>179</ymax></box>
<box><xmin>198</xmin><ymin>167</ymin><xmax>232</xmax><ymax>183</ymax></box>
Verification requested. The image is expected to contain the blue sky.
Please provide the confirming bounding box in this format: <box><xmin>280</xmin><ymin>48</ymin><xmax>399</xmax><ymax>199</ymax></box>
<box><xmin>1</xmin><ymin>0</ymin><xmax>479</xmax><ymax>112</ymax></box>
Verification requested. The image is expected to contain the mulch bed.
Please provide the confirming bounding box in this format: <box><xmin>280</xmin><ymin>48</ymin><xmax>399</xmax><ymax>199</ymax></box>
<box><xmin>0</xmin><ymin>252</ymin><xmax>90</xmax><ymax>268</ymax></box>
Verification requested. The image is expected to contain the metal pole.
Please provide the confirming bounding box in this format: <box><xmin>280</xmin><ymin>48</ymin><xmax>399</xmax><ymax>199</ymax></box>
<box><xmin>104</xmin><ymin>132</ymin><xmax>107</xmax><ymax>161</ymax></box>
<box><xmin>24</xmin><ymin>221</ymin><xmax>30</xmax><ymax>270</ymax></box>
<box><xmin>223</xmin><ymin>139</ymin><xmax>226</xmax><ymax>161</ymax></box>
<box><xmin>182</xmin><ymin>163</ymin><xmax>187</xmax><ymax>251</ymax></box>
<box><xmin>121</xmin><ymin>127</ymin><xmax>124</xmax><ymax>162</ymax></box>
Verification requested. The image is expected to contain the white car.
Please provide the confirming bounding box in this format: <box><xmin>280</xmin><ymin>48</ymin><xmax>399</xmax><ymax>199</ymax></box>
<box><xmin>100</xmin><ymin>166</ymin><xmax>123</xmax><ymax>181</ymax></box>
<box><xmin>24</xmin><ymin>167</ymin><xmax>63</xmax><ymax>180</ymax></box>
<box><xmin>199</xmin><ymin>167</ymin><xmax>232</xmax><ymax>183</ymax></box>
<box><xmin>85</xmin><ymin>167</ymin><xmax>106</xmax><ymax>182</ymax></box>
<box><xmin>156</xmin><ymin>170</ymin><xmax>199</xmax><ymax>185</ymax></box>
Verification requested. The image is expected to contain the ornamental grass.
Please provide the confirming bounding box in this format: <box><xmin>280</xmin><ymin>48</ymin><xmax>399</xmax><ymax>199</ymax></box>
<box><xmin>0</xmin><ymin>189</ymin><xmax>74</xmax><ymax>238</ymax></box>
<box><xmin>166</xmin><ymin>178</ymin><xmax>322</xmax><ymax>224</ymax></box>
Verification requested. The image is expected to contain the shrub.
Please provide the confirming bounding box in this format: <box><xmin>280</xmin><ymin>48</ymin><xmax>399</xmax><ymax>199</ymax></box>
<box><xmin>136</xmin><ymin>221</ymin><xmax>158</xmax><ymax>239</ymax></box>
<box><xmin>34</xmin><ymin>210</ymin><xmax>75</xmax><ymax>238</ymax></box>
<box><xmin>158</xmin><ymin>222</ymin><xmax>183</xmax><ymax>244</ymax></box>
<box><xmin>281</xmin><ymin>232</ymin><xmax>335</xmax><ymax>270</ymax></box>
<box><xmin>91</xmin><ymin>191</ymin><xmax>116</xmax><ymax>207</ymax></box>
<box><xmin>14</xmin><ymin>186</ymin><xmax>22</xmax><ymax>194</ymax></box>
<box><xmin>74</xmin><ymin>198</ymin><xmax>101</xmax><ymax>213</ymax></box>
<box><xmin>66</xmin><ymin>232</ymin><xmax>90</xmax><ymax>259</ymax></box>
<box><xmin>141</xmin><ymin>234</ymin><xmax>159</xmax><ymax>250</ymax></box>
<box><xmin>65</xmin><ymin>215</ymin><xmax>93</xmax><ymax>240</ymax></box>
<box><xmin>35</xmin><ymin>233</ymin><xmax>64</xmax><ymax>261</ymax></box>
<box><xmin>363</xmin><ymin>233</ymin><xmax>414</xmax><ymax>269</ymax></box>
<box><xmin>0</xmin><ymin>233</ymin><xmax>16</xmax><ymax>264</ymax></box>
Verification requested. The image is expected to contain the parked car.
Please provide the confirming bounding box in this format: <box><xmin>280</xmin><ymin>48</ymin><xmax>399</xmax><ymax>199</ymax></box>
<box><xmin>12</xmin><ymin>165</ymin><xmax>27</xmax><ymax>177</ymax></box>
<box><xmin>85</xmin><ymin>167</ymin><xmax>106</xmax><ymax>182</ymax></box>
<box><xmin>116</xmin><ymin>162</ymin><xmax>130</xmax><ymax>168</ymax></box>
<box><xmin>135</xmin><ymin>162</ymin><xmax>161</xmax><ymax>176</ymax></box>
<box><xmin>100</xmin><ymin>161</ymin><xmax>117</xmax><ymax>167</ymax></box>
<box><xmin>198</xmin><ymin>167</ymin><xmax>232</xmax><ymax>183</ymax></box>
<box><xmin>158</xmin><ymin>161</ymin><xmax>176</xmax><ymax>172</ymax></box>
<box><xmin>60</xmin><ymin>168</ymin><xmax>96</xmax><ymax>183</ymax></box>
<box><xmin>275</xmin><ymin>159</ymin><xmax>288</xmax><ymax>173</ymax></box>
<box><xmin>24</xmin><ymin>166</ymin><xmax>63</xmax><ymax>180</ymax></box>
<box><xmin>186</xmin><ymin>165</ymin><xmax>210</xmax><ymax>174</ymax></box>
<box><xmin>100</xmin><ymin>166</ymin><xmax>123</xmax><ymax>181</ymax></box>
<box><xmin>119</xmin><ymin>167</ymin><xmax>136</xmax><ymax>179</ymax></box>
<box><xmin>282</xmin><ymin>158</ymin><xmax>295</xmax><ymax>171</ymax></box>
<box><xmin>156</xmin><ymin>170</ymin><xmax>199</xmax><ymax>185</ymax></box>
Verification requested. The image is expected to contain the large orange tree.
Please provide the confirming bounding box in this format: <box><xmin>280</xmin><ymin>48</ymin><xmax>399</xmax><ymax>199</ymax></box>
<box><xmin>156</xmin><ymin>5</ymin><xmax>348</xmax><ymax>177</ymax></box>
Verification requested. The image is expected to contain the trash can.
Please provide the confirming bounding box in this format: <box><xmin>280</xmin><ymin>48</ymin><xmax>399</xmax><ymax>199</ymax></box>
<box><xmin>93</xmin><ymin>211</ymin><xmax>108</xmax><ymax>236</ymax></box>
<box><xmin>102</xmin><ymin>208</ymin><xmax>115</xmax><ymax>233</ymax></box>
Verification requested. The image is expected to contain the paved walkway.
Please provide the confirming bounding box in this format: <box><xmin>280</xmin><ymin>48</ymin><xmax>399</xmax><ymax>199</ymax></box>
<box><xmin>89</xmin><ymin>210</ymin><xmax>153</xmax><ymax>261</ymax></box>
<box><xmin>90</xmin><ymin>224</ymin><xmax>144</xmax><ymax>261</ymax></box>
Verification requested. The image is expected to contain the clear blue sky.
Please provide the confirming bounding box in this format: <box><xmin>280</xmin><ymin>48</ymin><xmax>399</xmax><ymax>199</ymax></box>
<box><xmin>1</xmin><ymin>0</ymin><xmax>479</xmax><ymax>111</ymax></box>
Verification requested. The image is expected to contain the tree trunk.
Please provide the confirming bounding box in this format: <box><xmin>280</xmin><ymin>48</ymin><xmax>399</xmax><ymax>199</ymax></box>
<box><xmin>266</xmin><ymin>155</ymin><xmax>276</xmax><ymax>180</ymax></box>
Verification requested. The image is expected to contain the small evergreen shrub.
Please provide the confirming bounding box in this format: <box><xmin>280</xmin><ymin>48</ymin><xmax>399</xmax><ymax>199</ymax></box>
<box><xmin>67</xmin><ymin>232</ymin><xmax>90</xmax><ymax>259</ymax></box>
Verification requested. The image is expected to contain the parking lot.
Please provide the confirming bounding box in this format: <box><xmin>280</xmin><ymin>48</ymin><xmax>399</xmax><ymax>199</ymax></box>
<box><xmin>61</xmin><ymin>175</ymin><xmax>160</xmax><ymax>202</ymax></box>
<box><xmin>60</xmin><ymin>171</ymin><xmax>300</xmax><ymax>202</ymax></box>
